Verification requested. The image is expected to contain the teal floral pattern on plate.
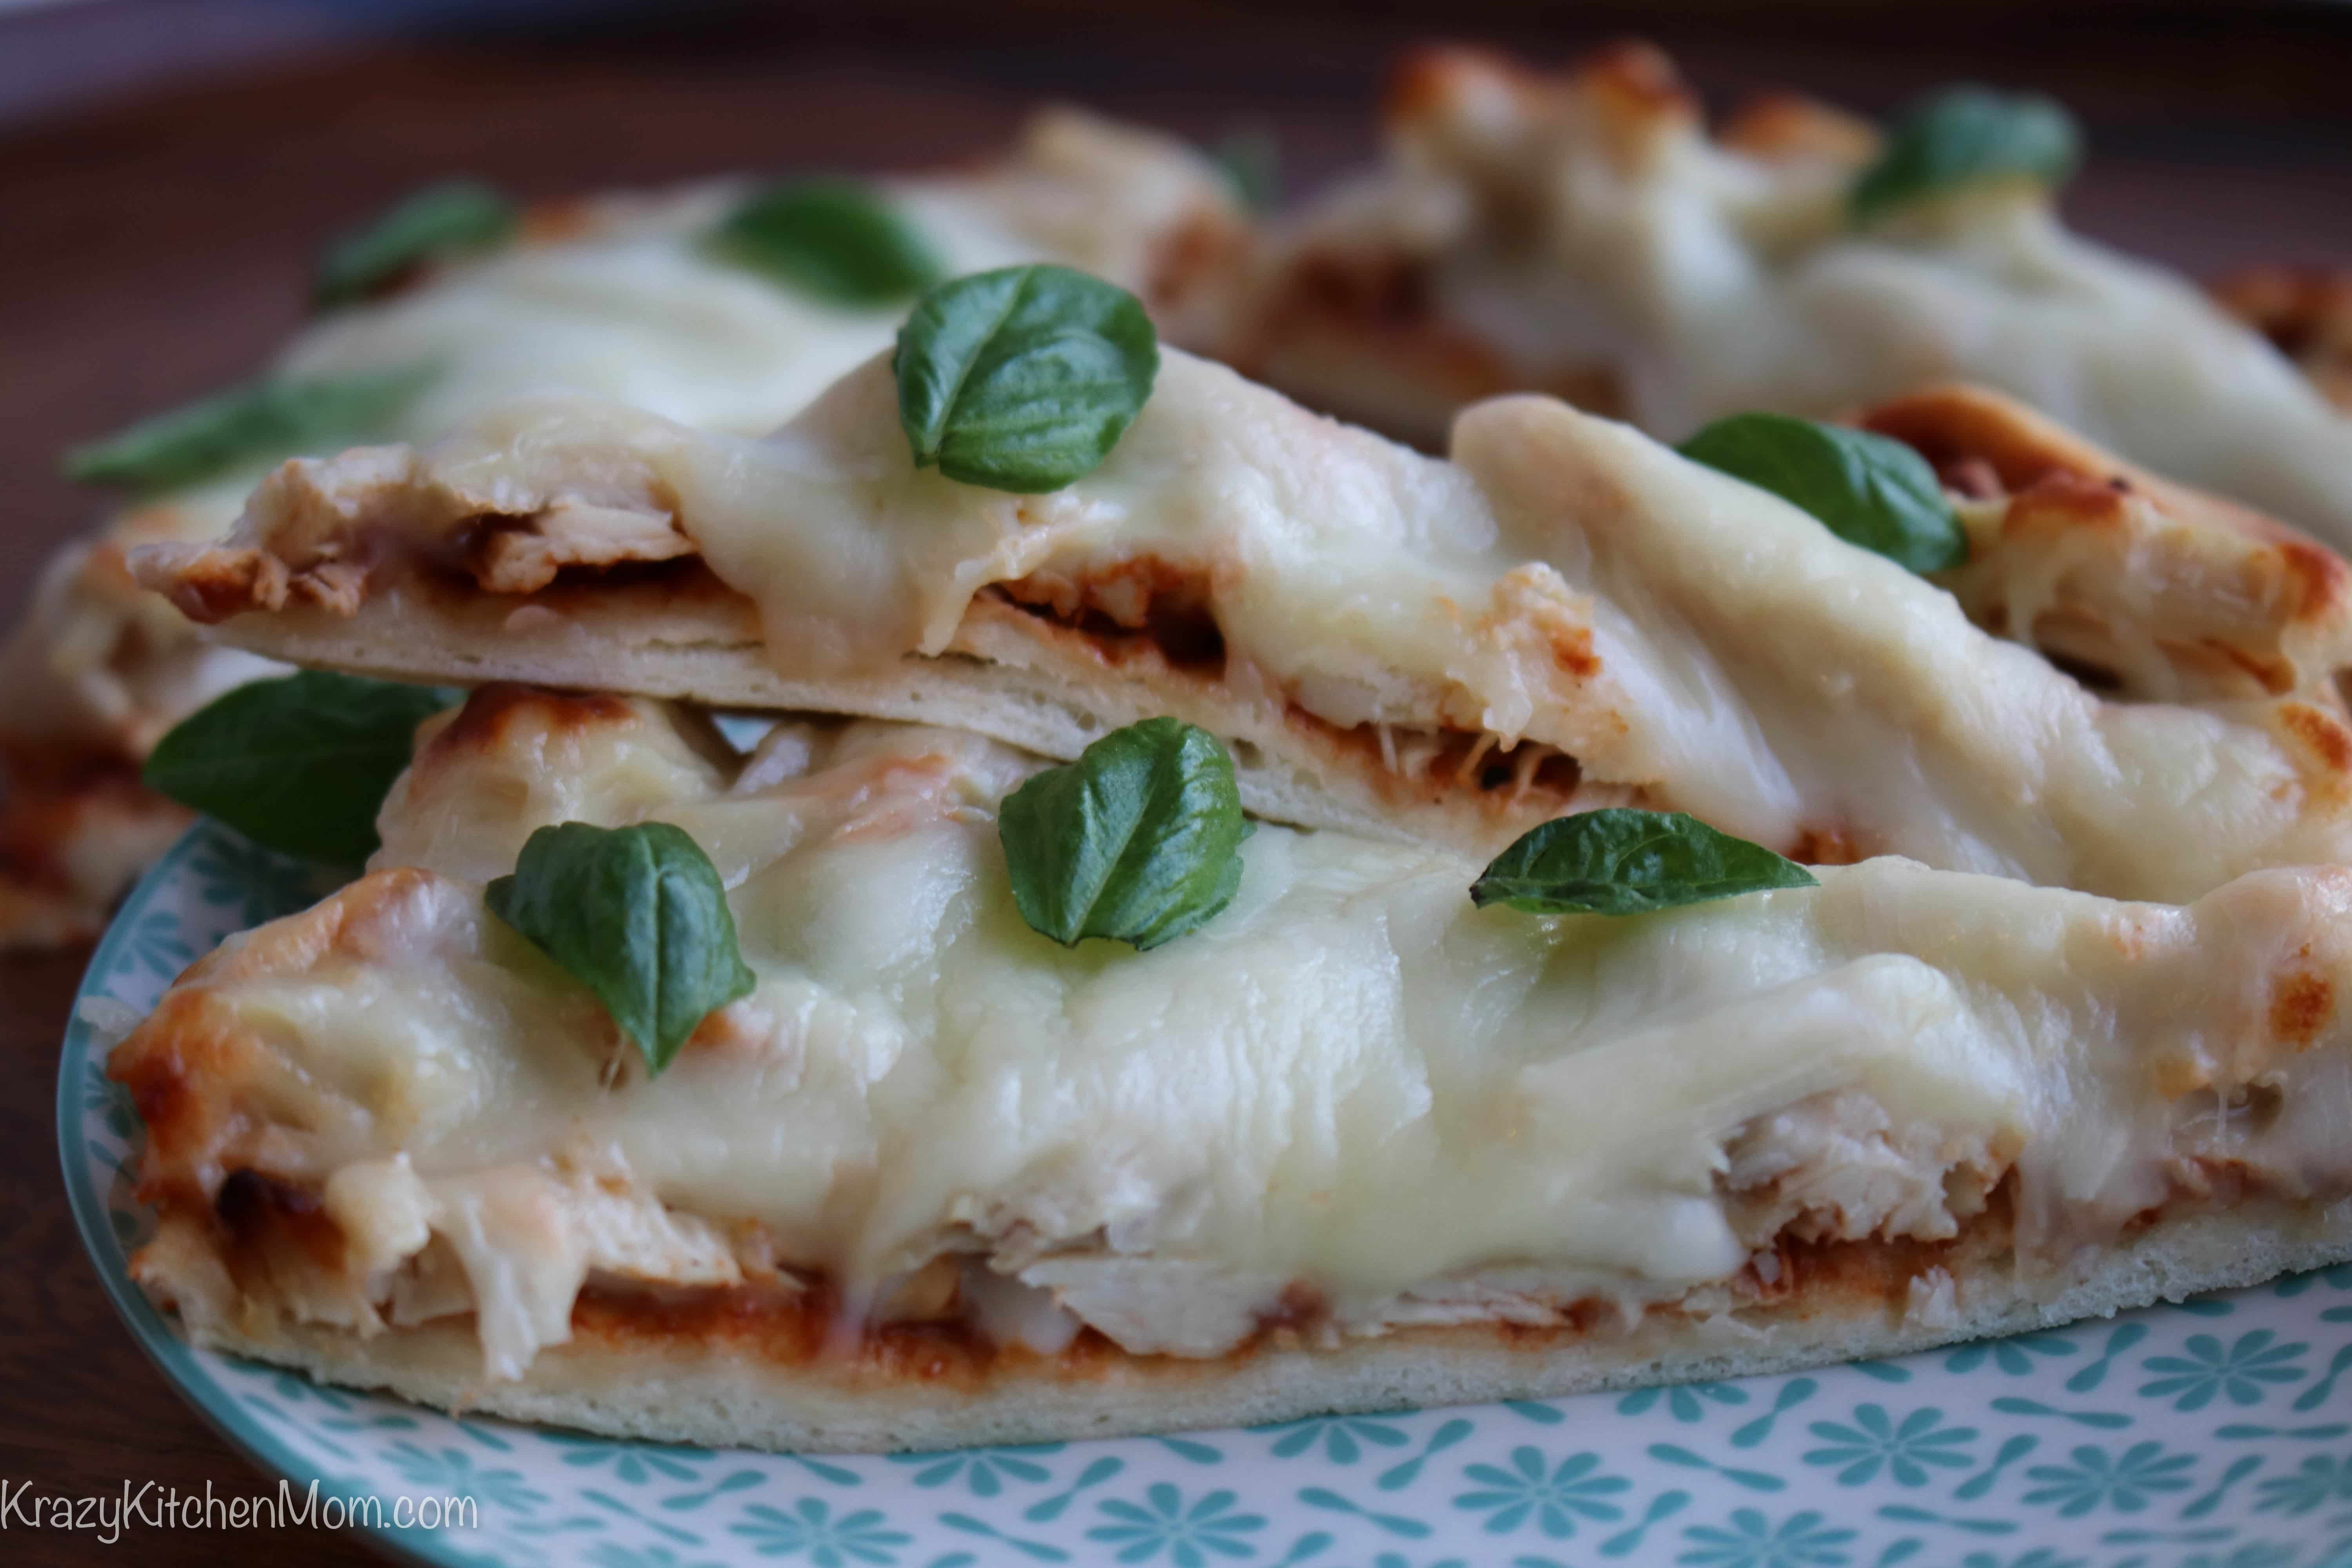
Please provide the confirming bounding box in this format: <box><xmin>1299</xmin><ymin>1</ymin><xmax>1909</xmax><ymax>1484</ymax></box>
<box><xmin>56</xmin><ymin>822</ymin><xmax>2352</xmax><ymax>1568</ymax></box>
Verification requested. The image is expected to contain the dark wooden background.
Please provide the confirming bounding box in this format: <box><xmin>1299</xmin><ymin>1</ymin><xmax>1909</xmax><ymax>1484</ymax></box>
<box><xmin>2</xmin><ymin>1</ymin><xmax>2348</xmax><ymax>1561</ymax></box>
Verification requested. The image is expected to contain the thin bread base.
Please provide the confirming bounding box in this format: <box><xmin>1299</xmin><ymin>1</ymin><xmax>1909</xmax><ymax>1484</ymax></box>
<box><xmin>159</xmin><ymin>1198</ymin><xmax>2352</xmax><ymax>1454</ymax></box>
<box><xmin>201</xmin><ymin>575</ymin><xmax>1591</xmax><ymax>858</ymax></box>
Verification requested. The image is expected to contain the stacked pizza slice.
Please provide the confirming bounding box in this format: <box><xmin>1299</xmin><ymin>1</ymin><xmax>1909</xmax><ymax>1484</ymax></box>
<box><xmin>62</xmin><ymin>53</ymin><xmax>2352</xmax><ymax>1452</ymax></box>
<box><xmin>0</xmin><ymin>109</ymin><xmax>1246</xmax><ymax>945</ymax></box>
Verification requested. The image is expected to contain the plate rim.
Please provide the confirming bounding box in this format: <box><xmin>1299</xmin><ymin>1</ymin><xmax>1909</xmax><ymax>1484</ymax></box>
<box><xmin>56</xmin><ymin>823</ymin><xmax>477</xmax><ymax>1568</ymax></box>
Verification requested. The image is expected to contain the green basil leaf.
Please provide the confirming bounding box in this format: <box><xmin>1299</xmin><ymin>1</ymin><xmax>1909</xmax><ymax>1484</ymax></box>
<box><xmin>1850</xmin><ymin>86</ymin><xmax>2080</xmax><ymax>226</ymax></box>
<box><xmin>1678</xmin><ymin>411</ymin><xmax>1967</xmax><ymax>573</ymax></box>
<box><xmin>315</xmin><ymin>179</ymin><xmax>516</xmax><ymax>308</ymax></box>
<box><xmin>1471</xmin><ymin>808</ymin><xmax>1817</xmax><ymax>916</ymax></box>
<box><xmin>1212</xmin><ymin>130</ymin><xmax>1279</xmax><ymax>213</ymax></box>
<box><xmin>894</xmin><ymin>263</ymin><xmax>1158</xmax><ymax>493</ymax></box>
<box><xmin>486</xmin><ymin>821</ymin><xmax>756</xmax><ymax>1076</ymax></box>
<box><xmin>998</xmin><ymin>717</ymin><xmax>1250</xmax><ymax>949</ymax></box>
<box><xmin>708</xmin><ymin>179</ymin><xmax>942</xmax><ymax>307</ymax></box>
<box><xmin>62</xmin><ymin>366</ymin><xmax>435</xmax><ymax>493</ymax></box>
<box><xmin>141</xmin><ymin>671</ymin><xmax>454</xmax><ymax>864</ymax></box>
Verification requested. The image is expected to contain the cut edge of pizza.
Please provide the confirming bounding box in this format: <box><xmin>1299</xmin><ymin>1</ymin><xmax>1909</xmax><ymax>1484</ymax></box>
<box><xmin>105</xmin><ymin>684</ymin><xmax>2352</xmax><ymax>1451</ymax></box>
<box><xmin>132</xmin><ymin>345</ymin><xmax>2352</xmax><ymax>904</ymax></box>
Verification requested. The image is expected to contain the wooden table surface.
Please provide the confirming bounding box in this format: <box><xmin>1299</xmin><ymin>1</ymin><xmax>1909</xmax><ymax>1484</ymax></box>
<box><xmin>2</xmin><ymin>5</ymin><xmax>2348</xmax><ymax>1562</ymax></box>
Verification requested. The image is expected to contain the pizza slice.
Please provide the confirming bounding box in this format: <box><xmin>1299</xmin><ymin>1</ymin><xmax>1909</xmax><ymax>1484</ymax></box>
<box><xmin>109</xmin><ymin>683</ymin><xmax>2352</xmax><ymax>1450</ymax></box>
<box><xmin>1230</xmin><ymin>42</ymin><xmax>2352</xmax><ymax>550</ymax></box>
<box><xmin>0</xmin><ymin>109</ymin><xmax>1245</xmax><ymax>947</ymax></box>
<box><xmin>134</xmin><ymin>322</ymin><xmax>2352</xmax><ymax>905</ymax></box>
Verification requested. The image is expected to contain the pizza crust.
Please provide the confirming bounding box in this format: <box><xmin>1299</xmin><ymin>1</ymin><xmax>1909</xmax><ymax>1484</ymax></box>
<box><xmin>188</xmin><ymin>576</ymin><xmax>1604</xmax><ymax>858</ymax></box>
<box><xmin>149</xmin><ymin>1198</ymin><xmax>2352</xmax><ymax>1452</ymax></box>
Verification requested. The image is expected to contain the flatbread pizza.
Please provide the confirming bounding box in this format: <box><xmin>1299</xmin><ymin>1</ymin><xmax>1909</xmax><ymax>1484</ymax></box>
<box><xmin>92</xmin><ymin>129</ymin><xmax>2352</xmax><ymax>1454</ymax></box>
<box><xmin>136</xmin><ymin>334</ymin><xmax>2352</xmax><ymax>904</ymax></box>
<box><xmin>107</xmin><ymin>684</ymin><xmax>2352</xmax><ymax>1451</ymax></box>
<box><xmin>0</xmin><ymin>109</ymin><xmax>1245</xmax><ymax>947</ymax></box>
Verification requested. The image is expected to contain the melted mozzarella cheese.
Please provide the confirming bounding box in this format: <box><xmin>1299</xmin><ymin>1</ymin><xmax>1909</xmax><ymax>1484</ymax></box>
<box><xmin>120</xmin><ymin>694</ymin><xmax>2352</xmax><ymax>1376</ymax></box>
<box><xmin>122</xmin><ymin>174</ymin><xmax>1070</xmax><ymax>556</ymax></box>
<box><xmin>284</xmin><ymin>349</ymin><xmax>2352</xmax><ymax>903</ymax></box>
<box><xmin>228</xmin><ymin>109</ymin><xmax>1230</xmax><ymax>517</ymax></box>
<box><xmin>278</xmin><ymin>182</ymin><xmax>1046</xmax><ymax>446</ymax></box>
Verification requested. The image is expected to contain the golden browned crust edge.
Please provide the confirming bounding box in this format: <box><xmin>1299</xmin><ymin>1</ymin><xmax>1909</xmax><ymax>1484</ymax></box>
<box><xmin>1385</xmin><ymin>39</ymin><xmax>1699</xmax><ymax>168</ymax></box>
<box><xmin>1717</xmin><ymin>92</ymin><xmax>1883</xmax><ymax>166</ymax></box>
<box><xmin>1855</xmin><ymin>384</ymin><xmax>2352</xmax><ymax>701</ymax></box>
<box><xmin>1859</xmin><ymin>383</ymin><xmax>2325</xmax><ymax>557</ymax></box>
